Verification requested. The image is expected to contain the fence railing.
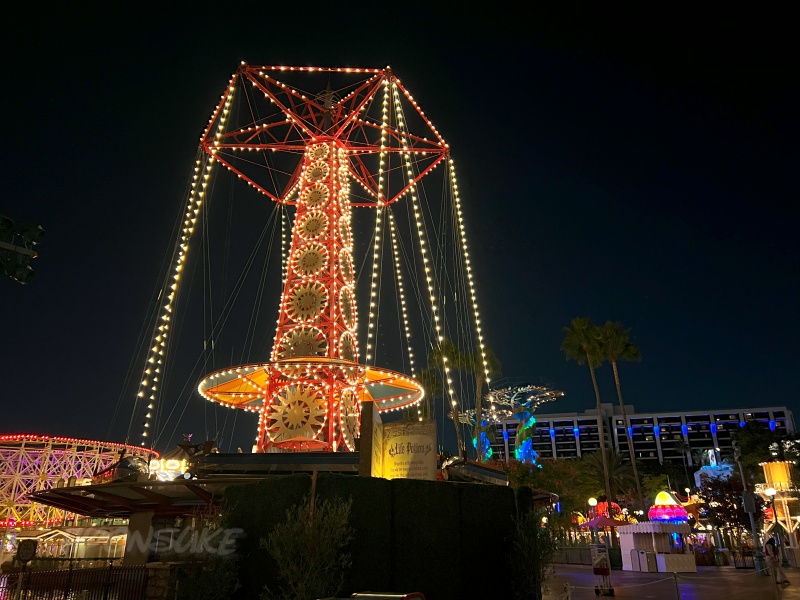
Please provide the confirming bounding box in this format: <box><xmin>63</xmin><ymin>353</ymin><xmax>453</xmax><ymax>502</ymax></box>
<box><xmin>0</xmin><ymin>564</ymin><xmax>147</xmax><ymax>600</ymax></box>
<box><xmin>730</xmin><ymin>549</ymin><xmax>755</xmax><ymax>568</ymax></box>
<box><xmin>554</xmin><ymin>546</ymin><xmax>593</xmax><ymax>565</ymax></box>
<box><xmin>553</xmin><ymin>546</ymin><xmax>623</xmax><ymax>569</ymax></box>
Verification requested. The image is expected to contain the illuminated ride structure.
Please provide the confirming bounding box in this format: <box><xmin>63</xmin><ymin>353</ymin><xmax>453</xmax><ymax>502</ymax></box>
<box><xmin>459</xmin><ymin>382</ymin><xmax>565</xmax><ymax>462</ymax></box>
<box><xmin>129</xmin><ymin>65</ymin><xmax>489</xmax><ymax>455</ymax></box>
<box><xmin>0</xmin><ymin>435</ymin><xmax>153</xmax><ymax>528</ymax></box>
<box><xmin>758</xmin><ymin>460</ymin><xmax>799</xmax><ymax>543</ymax></box>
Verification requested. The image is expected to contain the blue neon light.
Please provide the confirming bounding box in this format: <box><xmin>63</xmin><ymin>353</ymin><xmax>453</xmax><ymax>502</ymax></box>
<box><xmin>549</xmin><ymin>429</ymin><xmax>555</xmax><ymax>438</ymax></box>
<box><xmin>573</xmin><ymin>427</ymin><xmax>580</xmax><ymax>437</ymax></box>
<box><xmin>627</xmin><ymin>427</ymin><xmax>633</xmax><ymax>438</ymax></box>
<box><xmin>739</xmin><ymin>421</ymin><xmax>746</xmax><ymax>428</ymax></box>
<box><xmin>770</xmin><ymin>420</ymin><xmax>777</xmax><ymax>432</ymax></box>
<box><xmin>710</xmin><ymin>423</ymin><xmax>717</xmax><ymax>435</ymax></box>
<box><xmin>515</xmin><ymin>438</ymin><xmax>538</xmax><ymax>463</ymax></box>
<box><xmin>503</xmin><ymin>430</ymin><xmax>509</xmax><ymax>441</ymax></box>
<box><xmin>653</xmin><ymin>425</ymin><xmax>661</xmax><ymax>436</ymax></box>
<box><xmin>473</xmin><ymin>433</ymin><xmax>493</xmax><ymax>460</ymax></box>
<box><xmin>681</xmin><ymin>424</ymin><xmax>688</xmax><ymax>435</ymax></box>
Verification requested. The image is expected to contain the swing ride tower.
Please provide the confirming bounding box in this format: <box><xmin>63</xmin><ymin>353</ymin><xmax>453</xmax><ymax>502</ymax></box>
<box><xmin>153</xmin><ymin>64</ymin><xmax>458</xmax><ymax>453</ymax></box>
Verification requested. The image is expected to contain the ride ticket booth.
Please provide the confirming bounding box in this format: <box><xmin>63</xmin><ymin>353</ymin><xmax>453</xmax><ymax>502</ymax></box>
<box><xmin>618</xmin><ymin>522</ymin><xmax>695</xmax><ymax>573</ymax></box>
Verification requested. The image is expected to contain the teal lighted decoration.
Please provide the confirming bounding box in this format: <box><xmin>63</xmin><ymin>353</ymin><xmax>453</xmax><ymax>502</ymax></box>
<box><xmin>459</xmin><ymin>380</ymin><xmax>564</xmax><ymax>464</ymax></box>
<box><xmin>472</xmin><ymin>432</ymin><xmax>493</xmax><ymax>460</ymax></box>
<box><xmin>514</xmin><ymin>437</ymin><xmax>538</xmax><ymax>463</ymax></box>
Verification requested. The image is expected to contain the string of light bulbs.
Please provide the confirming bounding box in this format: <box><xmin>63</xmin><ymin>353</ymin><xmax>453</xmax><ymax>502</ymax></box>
<box><xmin>390</xmin><ymin>79</ymin><xmax>461</xmax><ymax>419</ymax></box>
<box><xmin>135</xmin><ymin>74</ymin><xmax>236</xmax><ymax>447</ymax></box>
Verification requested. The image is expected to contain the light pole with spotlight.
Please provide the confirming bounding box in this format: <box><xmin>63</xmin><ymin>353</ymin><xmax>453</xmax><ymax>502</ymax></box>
<box><xmin>588</xmin><ymin>497</ymin><xmax>599</xmax><ymax>544</ymax></box>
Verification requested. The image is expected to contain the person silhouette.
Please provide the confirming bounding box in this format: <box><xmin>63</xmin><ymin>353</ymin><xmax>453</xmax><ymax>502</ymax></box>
<box><xmin>765</xmin><ymin>536</ymin><xmax>789</xmax><ymax>585</ymax></box>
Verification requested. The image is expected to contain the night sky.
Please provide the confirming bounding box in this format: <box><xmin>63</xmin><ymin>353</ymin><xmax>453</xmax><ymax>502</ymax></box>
<box><xmin>1</xmin><ymin>6</ymin><xmax>797</xmax><ymax>454</ymax></box>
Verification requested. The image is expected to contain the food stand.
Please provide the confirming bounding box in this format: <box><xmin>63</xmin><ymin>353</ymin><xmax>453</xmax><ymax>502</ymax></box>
<box><xmin>618</xmin><ymin>521</ymin><xmax>695</xmax><ymax>572</ymax></box>
<box><xmin>619</xmin><ymin>490</ymin><xmax>696</xmax><ymax>573</ymax></box>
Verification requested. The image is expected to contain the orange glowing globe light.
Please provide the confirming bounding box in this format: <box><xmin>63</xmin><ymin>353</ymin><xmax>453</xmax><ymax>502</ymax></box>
<box><xmin>648</xmin><ymin>490</ymin><xmax>689</xmax><ymax>523</ymax></box>
<box><xmin>595</xmin><ymin>501</ymin><xmax>622</xmax><ymax>518</ymax></box>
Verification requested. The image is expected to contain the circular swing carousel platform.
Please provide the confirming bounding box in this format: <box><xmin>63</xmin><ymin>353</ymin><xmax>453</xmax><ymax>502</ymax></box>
<box><xmin>194</xmin><ymin>357</ymin><xmax>424</xmax><ymax>476</ymax></box>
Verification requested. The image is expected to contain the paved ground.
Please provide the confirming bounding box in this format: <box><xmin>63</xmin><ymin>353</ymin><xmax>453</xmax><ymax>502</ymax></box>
<box><xmin>543</xmin><ymin>565</ymin><xmax>800</xmax><ymax>599</ymax></box>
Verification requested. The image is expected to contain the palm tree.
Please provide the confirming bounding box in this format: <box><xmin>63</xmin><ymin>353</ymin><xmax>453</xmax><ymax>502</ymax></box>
<box><xmin>595</xmin><ymin>320</ymin><xmax>644</xmax><ymax>510</ymax></box>
<box><xmin>583</xmin><ymin>449</ymin><xmax>636</xmax><ymax>500</ymax></box>
<box><xmin>463</xmin><ymin>347</ymin><xmax>502</xmax><ymax>462</ymax></box>
<box><xmin>423</xmin><ymin>339</ymin><xmax>501</xmax><ymax>459</ymax></box>
<box><xmin>561</xmin><ymin>317</ymin><xmax>614</xmax><ymax>518</ymax></box>
<box><xmin>420</xmin><ymin>342</ymin><xmax>465</xmax><ymax>455</ymax></box>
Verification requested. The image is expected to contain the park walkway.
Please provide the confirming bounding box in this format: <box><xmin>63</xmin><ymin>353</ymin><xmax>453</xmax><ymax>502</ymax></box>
<box><xmin>543</xmin><ymin>564</ymin><xmax>800</xmax><ymax>599</ymax></box>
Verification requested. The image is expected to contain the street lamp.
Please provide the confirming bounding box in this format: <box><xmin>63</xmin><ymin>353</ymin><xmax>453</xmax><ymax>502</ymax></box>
<box><xmin>732</xmin><ymin>441</ymin><xmax>767</xmax><ymax>575</ymax></box>
<box><xmin>765</xmin><ymin>487</ymin><xmax>790</xmax><ymax>569</ymax></box>
<box><xmin>588</xmin><ymin>497</ymin><xmax>599</xmax><ymax>544</ymax></box>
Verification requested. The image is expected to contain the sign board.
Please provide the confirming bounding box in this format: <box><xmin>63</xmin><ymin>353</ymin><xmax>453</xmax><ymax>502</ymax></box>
<box><xmin>149</xmin><ymin>458</ymin><xmax>189</xmax><ymax>481</ymax></box>
<box><xmin>590</xmin><ymin>543</ymin><xmax>610</xmax><ymax>576</ymax></box>
<box><xmin>16</xmin><ymin>539</ymin><xmax>37</xmax><ymax>563</ymax></box>
<box><xmin>381</xmin><ymin>421</ymin><xmax>437</xmax><ymax>481</ymax></box>
<box><xmin>359</xmin><ymin>403</ymin><xmax>437</xmax><ymax>480</ymax></box>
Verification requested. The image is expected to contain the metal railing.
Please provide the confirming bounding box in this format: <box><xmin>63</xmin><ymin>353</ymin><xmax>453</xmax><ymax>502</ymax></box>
<box><xmin>1</xmin><ymin>564</ymin><xmax>147</xmax><ymax>600</ymax></box>
<box><xmin>730</xmin><ymin>549</ymin><xmax>755</xmax><ymax>568</ymax></box>
<box><xmin>554</xmin><ymin>546</ymin><xmax>592</xmax><ymax>565</ymax></box>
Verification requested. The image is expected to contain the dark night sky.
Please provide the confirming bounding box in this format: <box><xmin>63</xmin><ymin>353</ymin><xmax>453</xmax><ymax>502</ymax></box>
<box><xmin>1</xmin><ymin>6</ymin><xmax>797</xmax><ymax>453</ymax></box>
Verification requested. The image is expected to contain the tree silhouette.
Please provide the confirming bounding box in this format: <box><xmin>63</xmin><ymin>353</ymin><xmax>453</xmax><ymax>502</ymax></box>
<box><xmin>595</xmin><ymin>320</ymin><xmax>644</xmax><ymax>509</ymax></box>
<box><xmin>421</xmin><ymin>339</ymin><xmax>501</xmax><ymax>458</ymax></box>
<box><xmin>561</xmin><ymin>317</ymin><xmax>614</xmax><ymax>519</ymax></box>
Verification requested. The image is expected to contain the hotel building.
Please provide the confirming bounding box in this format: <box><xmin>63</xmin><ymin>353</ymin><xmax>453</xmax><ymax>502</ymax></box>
<box><xmin>491</xmin><ymin>403</ymin><xmax>794</xmax><ymax>466</ymax></box>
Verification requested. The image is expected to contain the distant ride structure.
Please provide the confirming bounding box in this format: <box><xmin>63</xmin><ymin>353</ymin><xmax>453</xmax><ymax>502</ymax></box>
<box><xmin>130</xmin><ymin>65</ymin><xmax>490</xmax><ymax>454</ymax></box>
<box><xmin>0</xmin><ymin>434</ymin><xmax>153</xmax><ymax>527</ymax></box>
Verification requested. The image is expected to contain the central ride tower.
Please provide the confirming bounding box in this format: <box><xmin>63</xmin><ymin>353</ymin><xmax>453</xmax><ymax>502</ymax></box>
<box><xmin>195</xmin><ymin>66</ymin><xmax>450</xmax><ymax>452</ymax></box>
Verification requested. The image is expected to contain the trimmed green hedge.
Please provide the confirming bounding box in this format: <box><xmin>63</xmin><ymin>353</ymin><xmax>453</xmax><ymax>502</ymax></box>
<box><xmin>458</xmin><ymin>481</ymin><xmax>517</xmax><ymax>598</ymax></box>
<box><xmin>222</xmin><ymin>475</ymin><xmax>312</xmax><ymax>598</ymax></box>
<box><xmin>222</xmin><ymin>474</ymin><xmax>517</xmax><ymax>600</ymax></box>
<box><xmin>316</xmin><ymin>472</ymin><xmax>392</xmax><ymax>593</ymax></box>
<box><xmin>390</xmin><ymin>478</ymin><xmax>462</xmax><ymax>598</ymax></box>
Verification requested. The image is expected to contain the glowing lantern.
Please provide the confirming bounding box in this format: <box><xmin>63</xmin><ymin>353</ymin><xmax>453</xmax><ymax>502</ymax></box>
<box><xmin>648</xmin><ymin>490</ymin><xmax>689</xmax><ymax>523</ymax></box>
<box><xmin>595</xmin><ymin>501</ymin><xmax>622</xmax><ymax>518</ymax></box>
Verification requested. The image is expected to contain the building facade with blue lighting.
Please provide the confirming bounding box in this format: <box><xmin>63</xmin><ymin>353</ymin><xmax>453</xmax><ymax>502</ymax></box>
<box><xmin>491</xmin><ymin>403</ymin><xmax>794</xmax><ymax>465</ymax></box>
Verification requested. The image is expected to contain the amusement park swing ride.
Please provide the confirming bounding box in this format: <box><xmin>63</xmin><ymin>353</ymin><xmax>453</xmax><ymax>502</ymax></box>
<box><xmin>0</xmin><ymin>65</ymin><xmax>571</xmax><ymax>554</ymax></box>
<box><xmin>124</xmin><ymin>64</ymin><xmax>498</xmax><ymax>457</ymax></box>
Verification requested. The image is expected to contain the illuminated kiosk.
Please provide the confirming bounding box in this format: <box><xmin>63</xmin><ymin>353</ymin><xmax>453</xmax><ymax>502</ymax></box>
<box><xmin>188</xmin><ymin>65</ymin><xmax>472</xmax><ymax>454</ymax></box>
<box><xmin>619</xmin><ymin>492</ymin><xmax>695</xmax><ymax>573</ymax></box>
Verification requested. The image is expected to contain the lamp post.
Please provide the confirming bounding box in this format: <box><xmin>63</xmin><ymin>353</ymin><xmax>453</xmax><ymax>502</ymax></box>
<box><xmin>765</xmin><ymin>487</ymin><xmax>790</xmax><ymax>569</ymax></box>
<box><xmin>733</xmin><ymin>443</ymin><xmax>767</xmax><ymax>575</ymax></box>
<box><xmin>588</xmin><ymin>497</ymin><xmax>599</xmax><ymax>544</ymax></box>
